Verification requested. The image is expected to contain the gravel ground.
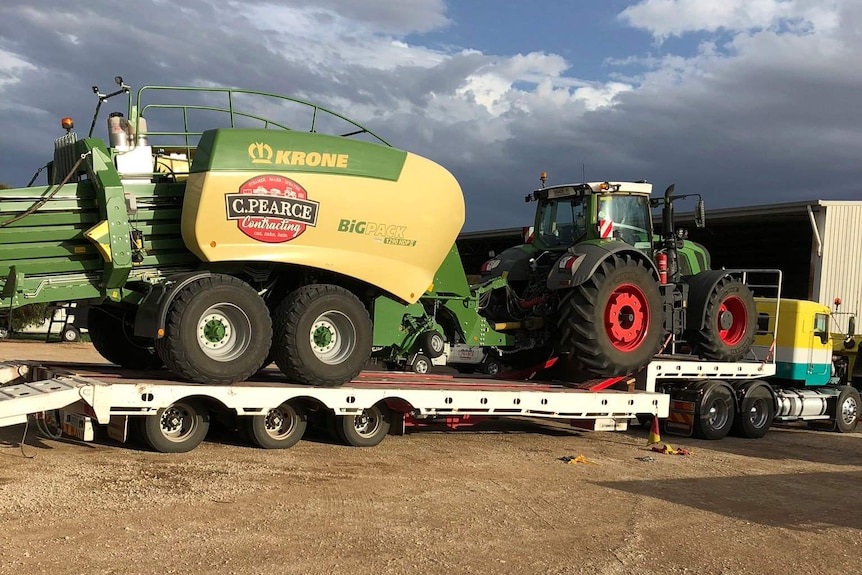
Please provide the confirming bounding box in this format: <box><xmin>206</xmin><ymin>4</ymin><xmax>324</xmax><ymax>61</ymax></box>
<box><xmin>1</xmin><ymin>340</ymin><xmax>861</xmax><ymax>575</ymax></box>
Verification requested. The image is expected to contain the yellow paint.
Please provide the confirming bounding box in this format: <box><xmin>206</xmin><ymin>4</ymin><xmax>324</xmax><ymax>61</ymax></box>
<box><xmin>83</xmin><ymin>220</ymin><xmax>112</xmax><ymax>263</ymax></box>
<box><xmin>754</xmin><ymin>298</ymin><xmax>830</xmax><ymax>352</ymax></box>
<box><xmin>181</xmin><ymin>153</ymin><xmax>465</xmax><ymax>304</ymax></box>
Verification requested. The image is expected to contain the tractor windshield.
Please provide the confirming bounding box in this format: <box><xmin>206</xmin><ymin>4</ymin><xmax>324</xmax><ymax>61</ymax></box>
<box><xmin>536</xmin><ymin>195</ymin><xmax>588</xmax><ymax>248</ymax></box>
<box><xmin>596</xmin><ymin>194</ymin><xmax>652</xmax><ymax>246</ymax></box>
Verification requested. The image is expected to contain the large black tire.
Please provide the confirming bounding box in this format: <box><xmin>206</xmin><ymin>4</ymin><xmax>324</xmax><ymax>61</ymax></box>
<box><xmin>558</xmin><ymin>254</ymin><xmax>663</xmax><ymax>376</ymax></box>
<box><xmin>731</xmin><ymin>385</ymin><xmax>774</xmax><ymax>439</ymax></box>
<box><xmin>272</xmin><ymin>284</ymin><xmax>372</xmax><ymax>387</ymax></box>
<box><xmin>831</xmin><ymin>386</ymin><xmax>860</xmax><ymax>433</ymax></box>
<box><xmin>155</xmin><ymin>275</ymin><xmax>271</xmax><ymax>385</ymax></box>
<box><xmin>690</xmin><ymin>278</ymin><xmax>757</xmax><ymax>362</ymax></box>
<box><xmin>140</xmin><ymin>401</ymin><xmax>210</xmax><ymax>453</ymax></box>
<box><xmin>243</xmin><ymin>402</ymin><xmax>307</xmax><ymax>449</ymax></box>
<box><xmin>337</xmin><ymin>404</ymin><xmax>391</xmax><ymax>447</ymax></box>
<box><xmin>694</xmin><ymin>383</ymin><xmax>735</xmax><ymax>440</ymax></box>
<box><xmin>88</xmin><ymin>305</ymin><xmax>163</xmax><ymax>369</ymax></box>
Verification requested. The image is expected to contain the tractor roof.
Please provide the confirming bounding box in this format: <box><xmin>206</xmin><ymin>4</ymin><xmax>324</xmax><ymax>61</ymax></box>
<box><xmin>527</xmin><ymin>181</ymin><xmax>653</xmax><ymax>202</ymax></box>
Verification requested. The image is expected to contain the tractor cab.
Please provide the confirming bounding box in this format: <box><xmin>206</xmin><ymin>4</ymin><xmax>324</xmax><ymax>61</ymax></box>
<box><xmin>529</xmin><ymin>181</ymin><xmax>654</xmax><ymax>251</ymax></box>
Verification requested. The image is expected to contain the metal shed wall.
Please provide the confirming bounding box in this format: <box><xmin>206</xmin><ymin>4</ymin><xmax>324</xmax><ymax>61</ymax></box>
<box><xmin>812</xmin><ymin>201</ymin><xmax>862</xmax><ymax>333</ymax></box>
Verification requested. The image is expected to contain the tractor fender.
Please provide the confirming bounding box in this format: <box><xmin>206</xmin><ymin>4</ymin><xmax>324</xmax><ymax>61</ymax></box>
<box><xmin>133</xmin><ymin>271</ymin><xmax>213</xmax><ymax>338</ymax></box>
<box><xmin>546</xmin><ymin>242</ymin><xmax>659</xmax><ymax>290</ymax></box>
<box><xmin>682</xmin><ymin>270</ymin><xmax>735</xmax><ymax>330</ymax></box>
<box><xmin>731</xmin><ymin>379</ymin><xmax>777</xmax><ymax>412</ymax></box>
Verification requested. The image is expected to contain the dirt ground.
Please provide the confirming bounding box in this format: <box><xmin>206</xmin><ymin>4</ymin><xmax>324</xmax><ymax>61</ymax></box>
<box><xmin>1</xmin><ymin>340</ymin><xmax>860</xmax><ymax>575</ymax></box>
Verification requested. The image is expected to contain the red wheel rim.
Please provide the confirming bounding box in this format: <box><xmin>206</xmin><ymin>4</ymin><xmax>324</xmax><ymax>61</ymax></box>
<box><xmin>604</xmin><ymin>283</ymin><xmax>650</xmax><ymax>351</ymax></box>
<box><xmin>718</xmin><ymin>296</ymin><xmax>747</xmax><ymax>345</ymax></box>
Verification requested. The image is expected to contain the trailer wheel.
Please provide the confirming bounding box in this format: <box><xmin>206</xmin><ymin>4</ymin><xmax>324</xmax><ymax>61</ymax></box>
<box><xmin>694</xmin><ymin>384</ymin><xmax>735</xmax><ymax>440</ymax></box>
<box><xmin>337</xmin><ymin>404</ymin><xmax>391</xmax><ymax>447</ymax></box>
<box><xmin>88</xmin><ymin>306</ymin><xmax>163</xmax><ymax>369</ymax></box>
<box><xmin>140</xmin><ymin>401</ymin><xmax>210</xmax><ymax>453</ymax></box>
<box><xmin>420</xmin><ymin>331</ymin><xmax>445</xmax><ymax>359</ymax></box>
<box><xmin>244</xmin><ymin>402</ymin><xmax>307</xmax><ymax>449</ymax></box>
<box><xmin>690</xmin><ymin>278</ymin><xmax>757</xmax><ymax>362</ymax></box>
<box><xmin>412</xmin><ymin>354</ymin><xmax>431</xmax><ymax>374</ymax></box>
<box><xmin>156</xmin><ymin>275</ymin><xmax>271</xmax><ymax>385</ymax></box>
<box><xmin>832</xmin><ymin>386</ymin><xmax>860</xmax><ymax>433</ymax></box>
<box><xmin>558</xmin><ymin>254</ymin><xmax>663</xmax><ymax>376</ymax></box>
<box><xmin>731</xmin><ymin>386</ymin><xmax>774</xmax><ymax>439</ymax></box>
<box><xmin>272</xmin><ymin>284</ymin><xmax>371</xmax><ymax>387</ymax></box>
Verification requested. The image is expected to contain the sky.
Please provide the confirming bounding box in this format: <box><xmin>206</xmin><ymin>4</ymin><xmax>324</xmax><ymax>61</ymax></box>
<box><xmin>0</xmin><ymin>0</ymin><xmax>860</xmax><ymax>231</ymax></box>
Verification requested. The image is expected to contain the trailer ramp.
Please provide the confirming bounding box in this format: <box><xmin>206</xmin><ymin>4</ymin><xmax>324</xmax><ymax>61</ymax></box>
<box><xmin>0</xmin><ymin>375</ymin><xmax>93</xmax><ymax>427</ymax></box>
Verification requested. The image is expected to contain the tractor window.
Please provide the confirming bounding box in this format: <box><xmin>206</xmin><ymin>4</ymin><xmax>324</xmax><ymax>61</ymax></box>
<box><xmin>537</xmin><ymin>197</ymin><xmax>587</xmax><ymax>248</ymax></box>
<box><xmin>597</xmin><ymin>194</ymin><xmax>652</xmax><ymax>246</ymax></box>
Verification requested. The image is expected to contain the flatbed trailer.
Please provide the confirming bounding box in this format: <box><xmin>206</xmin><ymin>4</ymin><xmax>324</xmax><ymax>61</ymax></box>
<box><xmin>0</xmin><ymin>356</ymin><xmax>779</xmax><ymax>453</ymax></box>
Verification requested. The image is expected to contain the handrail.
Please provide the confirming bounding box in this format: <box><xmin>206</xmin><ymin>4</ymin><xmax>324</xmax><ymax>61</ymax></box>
<box><xmin>133</xmin><ymin>85</ymin><xmax>391</xmax><ymax>149</ymax></box>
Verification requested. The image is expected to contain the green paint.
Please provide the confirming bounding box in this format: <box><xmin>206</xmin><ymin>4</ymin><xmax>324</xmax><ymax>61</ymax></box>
<box><xmin>193</xmin><ymin>129</ymin><xmax>407</xmax><ymax>181</ymax></box>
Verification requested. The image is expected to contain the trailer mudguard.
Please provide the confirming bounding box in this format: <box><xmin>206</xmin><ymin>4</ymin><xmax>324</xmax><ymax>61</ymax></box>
<box><xmin>133</xmin><ymin>271</ymin><xmax>213</xmax><ymax>338</ymax></box>
<box><xmin>546</xmin><ymin>241</ymin><xmax>658</xmax><ymax>290</ymax></box>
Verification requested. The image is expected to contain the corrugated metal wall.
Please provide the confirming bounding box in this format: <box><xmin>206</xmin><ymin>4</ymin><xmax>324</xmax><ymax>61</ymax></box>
<box><xmin>813</xmin><ymin>201</ymin><xmax>862</xmax><ymax>334</ymax></box>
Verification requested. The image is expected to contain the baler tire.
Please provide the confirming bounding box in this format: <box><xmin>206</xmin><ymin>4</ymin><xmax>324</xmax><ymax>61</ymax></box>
<box><xmin>420</xmin><ymin>330</ymin><xmax>446</xmax><ymax>359</ymax></box>
<box><xmin>243</xmin><ymin>402</ymin><xmax>307</xmax><ymax>449</ymax></box>
<box><xmin>88</xmin><ymin>305</ymin><xmax>163</xmax><ymax>370</ymax></box>
<box><xmin>557</xmin><ymin>254</ymin><xmax>663</xmax><ymax>377</ymax></box>
<box><xmin>272</xmin><ymin>284</ymin><xmax>372</xmax><ymax>387</ymax></box>
<box><xmin>140</xmin><ymin>401</ymin><xmax>210</xmax><ymax>453</ymax></box>
<box><xmin>730</xmin><ymin>385</ymin><xmax>774</xmax><ymax>439</ymax></box>
<box><xmin>694</xmin><ymin>384</ymin><xmax>735</xmax><ymax>440</ymax></box>
<box><xmin>155</xmin><ymin>275</ymin><xmax>271</xmax><ymax>385</ymax></box>
<box><xmin>690</xmin><ymin>277</ymin><xmax>757</xmax><ymax>362</ymax></box>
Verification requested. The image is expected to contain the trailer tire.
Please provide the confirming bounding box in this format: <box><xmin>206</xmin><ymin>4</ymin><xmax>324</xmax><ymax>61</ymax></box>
<box><xmin>690</xmin><ymin>278</ymin><xmax>757</xmax><ymax>362</ymax></box>
<box><xmin>61</xmin><ymin>326</ymin><xmax>81</xmax><ymax>342</ymax></box>
<box><xmin>694</xmin><ymin>384</ymin><xmax>735</xmax><ymax>440</ymax></box>
<box><xmin>155</xmin><ymin>275</ymin><xmax>271</xmax><ymax>385</ymax></box>
<box><xmin>140</xmin><ymin>401</ymin><xmax>210</xmax><ymax>453</ymax></box>
<box><xmin>337</xmin><ymin>404</ymin><xmax>391</xmax><ymax>447</ymax></box>
<box><xmin>244</xmin><ymin>402</ymin><xmax>307</xmax><ymax>449</ymax></box>
<box><xmin>272</xmin><ymin>284</ymin><xmax>372</xmax><ymax>387</ymax></box>
<box><xmin>88</xmin><ymin>306</ymin><xmax>163</xmax><ymax>369</ymax></box>
<box><xmin>420</xmin><ymin>330</ymin><xmax>445</xmax><ymax>359</ymax></box>
<box><xmin>731</xmin><ymin>385</ymin><xmax>774</xmax><ymax>439</ymax></box>
<box><xmin>558</xmin><ymin>254</ymin><xmax>663</xmax><ymax>376</ymax></box>
<box><xmin>832</xmin><ymin>386</ymin><xmax>860</xmax><ymax>433</ymax></box>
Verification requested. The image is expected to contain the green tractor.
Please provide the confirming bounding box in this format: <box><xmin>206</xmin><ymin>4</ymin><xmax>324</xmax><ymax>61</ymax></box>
<box><xmin>478</xmin><ymin>176</ymin><xmax>758</xmax><ymax>376</ymax></box>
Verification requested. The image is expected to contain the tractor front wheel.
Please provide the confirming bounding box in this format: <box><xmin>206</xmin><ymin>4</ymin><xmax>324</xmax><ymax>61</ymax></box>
<box><xmin>558</xmin><ymin>254</ymin><xmax>663</xmax><ymax>377</ymax></box>
<box><xmin>690</xmin><ymin>277</ymin><xmax>757</xmax><ymax>362</ymax></box>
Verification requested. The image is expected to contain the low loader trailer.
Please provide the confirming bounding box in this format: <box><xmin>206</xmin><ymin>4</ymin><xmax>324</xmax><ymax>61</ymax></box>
<box><xmin>0</xmin><ymin>356</ymin><xmax>777</xmax><ymax>453</ymax></box>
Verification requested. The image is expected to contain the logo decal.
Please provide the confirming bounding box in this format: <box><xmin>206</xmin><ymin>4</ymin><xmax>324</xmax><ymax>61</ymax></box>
<box><xmin>226</xmin><ymin>175</ymin><xmax>318</xmax><ymax>243</ymax></box>
<box><xmin>248</xmin><ymin>142</ymin><xmax>273</xmax><ymax>164</ymax></box>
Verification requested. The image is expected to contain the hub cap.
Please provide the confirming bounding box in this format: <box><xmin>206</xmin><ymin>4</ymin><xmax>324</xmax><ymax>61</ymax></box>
<box><xmin>196</xmin><ymin>303</ymin><xmax>252</xmax><ymax>361</ymax></box>
<box><xmin>160</xmin><ymin>405</ymin><xmax>196</xmax><ymax>443</ymax></box>
<box><xmin>841</xmin><ymin>396</ymin><xmax>858</xmax><ymax>426</ymax></box>
<box><xmin>717</xmin><ymin>296</ymin><xmax>747</xmax><ymax>346</ymax></box>
<box><xmin>352</xmin><ymin>408</ymin><xmax>382</xmax><ymax>438</ymax></box>
<box><xmin>605</xmin><ymin>283</ymin><xmax>650</xmax><ymax>352</ymax></box>
<box><xmin>309</xmin><ymin>310</ymin><xmax>356</xmax><ymax>364</ymax></box>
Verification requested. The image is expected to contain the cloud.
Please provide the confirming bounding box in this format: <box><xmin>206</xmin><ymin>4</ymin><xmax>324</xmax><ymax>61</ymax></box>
<box><xmin>0</xmin><ymin>0</ymin><xmax>859</xmax><ymax>231</ymax></box>
<box><xmin>620</xmin><ymin>0</ymin><xmax>840</xmax><ymax>39</ymax></box>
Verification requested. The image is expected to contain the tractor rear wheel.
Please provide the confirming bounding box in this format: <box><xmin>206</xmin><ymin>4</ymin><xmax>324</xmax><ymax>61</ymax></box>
<box><xmin>690</xmin><ymin>277</ymin><xmax>757</xmax><ymax>362</ymax></box>
<box><xmin>155</xmin><ymin>275</ymin><xmax>271</xmax><ymax>384</ymax></box>
<box><xmin>558</xmin><ymin>254</ymin><xmax>663</xmax><ymax>376</ymax></box>
<box><xmin>88</xmin><ymin>305</ymin><xmax>163</xmax><ymax>369</ymax></box>
<box><xmin>272</xmin><ymin>284</ymin><xmax>372</xmax><ymax>387</ymax></box>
